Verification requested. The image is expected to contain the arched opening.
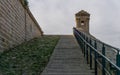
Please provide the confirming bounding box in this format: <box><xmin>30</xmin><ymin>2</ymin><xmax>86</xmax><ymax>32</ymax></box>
<box><xmin>81</xmin><ymin>21</ymin><xmax>84</xmax><ymax>25</ymax></box>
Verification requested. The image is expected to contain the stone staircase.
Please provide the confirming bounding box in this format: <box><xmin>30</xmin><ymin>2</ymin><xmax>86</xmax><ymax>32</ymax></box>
<box><xmin>41</xmin><ymin>35</ymin><xmax>94</xmax><ymax>75</ymax></box>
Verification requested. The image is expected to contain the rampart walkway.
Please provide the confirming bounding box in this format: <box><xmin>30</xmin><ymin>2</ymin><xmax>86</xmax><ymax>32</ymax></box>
<box><xmin>41</xmin><ymin>35</ymin><xmax>94</xmax><ymax>75</ymax></box>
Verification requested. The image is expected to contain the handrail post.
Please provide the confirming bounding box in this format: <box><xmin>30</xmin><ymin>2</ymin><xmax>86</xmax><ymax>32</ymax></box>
<box><xmin>83</xmin><ymin>34</ymin><xmax>86</xmax><ymax>57</ymax></box>
<box><xmin>94</xmin><ymin>40</ymin><xmax>98</xmax><ymax>75</ymax></box>
<box><xmin>81</xmin><ymin>33</ymin><xmax>84</xmax><ymax>53</ymax></box>
<box><xmin>116</xmin><ymin>52</ymin><xmax>120</xmax><ymax>75</ymax></box>
<box><xmin>89</xmin><ymin>38</ymin><xmax>92</xmax><ymax>69</ymax></box>
<box><xmin>102</xmin><ymin>44</ymin><xmax>106</xmax><ymax>75</ymax></box>
<box><xmin>86</xmin><ymin>36</ymin><xmax>89</xmax><ymax>64</ymax></box>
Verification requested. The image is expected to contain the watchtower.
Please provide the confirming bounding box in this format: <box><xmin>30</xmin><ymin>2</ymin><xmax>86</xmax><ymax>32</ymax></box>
<box><xmin>75</xmin><ymin>10</ymin><xmax>90</xmax><ymax>34</ymax></box>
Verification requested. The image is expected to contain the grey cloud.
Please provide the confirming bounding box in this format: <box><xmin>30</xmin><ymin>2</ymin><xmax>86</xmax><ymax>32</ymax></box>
<box><xmin>29</xmin><ymin>0</ymin><xmax>120</xmax><ymax>48</ymax></box>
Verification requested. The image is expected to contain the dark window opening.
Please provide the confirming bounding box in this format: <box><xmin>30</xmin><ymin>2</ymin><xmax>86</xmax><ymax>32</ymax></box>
<box><xmin>81</xmin><ymin>21</ymin><xmax>84</xmax><ymax>25</ymax></box>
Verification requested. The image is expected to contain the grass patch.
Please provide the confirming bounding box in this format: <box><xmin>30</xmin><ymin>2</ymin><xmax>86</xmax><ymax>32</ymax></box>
<box><xmin>0</xmin><ymin>35</ymin><xmax>59</xmax><ymax>75</ymax></box>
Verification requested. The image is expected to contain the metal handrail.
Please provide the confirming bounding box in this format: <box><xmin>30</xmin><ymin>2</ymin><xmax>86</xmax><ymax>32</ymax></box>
<box><xmin>73</xmin><ymin>27</ymin><xmax>120</xmax><ymax>75</ymax></box>
<box><xmin>82</xmin><ymin>30</ymin><xmax>120</xmax><ymax>53</ymax></box>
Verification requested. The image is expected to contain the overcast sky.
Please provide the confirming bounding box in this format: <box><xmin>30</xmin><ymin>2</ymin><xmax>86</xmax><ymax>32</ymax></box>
<box><xmin>29</xmin><ymin>0</ymin><xmax>120</xmax><ymax>48</ymax></box>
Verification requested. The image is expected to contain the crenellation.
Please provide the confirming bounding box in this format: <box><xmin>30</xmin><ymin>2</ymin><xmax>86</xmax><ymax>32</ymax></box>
<box><xmin>0</xmin><ymin>0</ymin><xmax>43</xmax><ymax>52</ymax></box>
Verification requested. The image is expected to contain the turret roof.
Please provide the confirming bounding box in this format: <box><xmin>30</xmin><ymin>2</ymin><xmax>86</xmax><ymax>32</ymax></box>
<box><xmin>76</xmin><ymin>10</ymin><xmax>90</xmax><ymax>16</ymax></box>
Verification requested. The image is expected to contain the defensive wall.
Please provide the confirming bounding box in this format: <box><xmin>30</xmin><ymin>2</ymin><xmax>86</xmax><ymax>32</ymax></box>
<box><xmin>0</xmin><ymin>0</ymin><xmax>43</xmax><ymax>52</ymax></box>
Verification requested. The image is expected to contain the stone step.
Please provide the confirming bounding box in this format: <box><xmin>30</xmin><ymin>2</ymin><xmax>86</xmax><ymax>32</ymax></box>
<box><xmin>41</xmin><ymin>35</ymin><xmax>94</xmax><ymax>75</ymax></box>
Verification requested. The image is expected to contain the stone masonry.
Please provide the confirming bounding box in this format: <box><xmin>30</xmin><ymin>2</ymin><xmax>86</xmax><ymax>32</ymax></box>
<box><xmin>0</xmin><ymin>0</ymin><xmax>43</xmax><ymax>52</ymax></box>
<box><xmin>75</xmin><ymin>10</ymin><xmax>90</xmax><ymax>34</ymax></box>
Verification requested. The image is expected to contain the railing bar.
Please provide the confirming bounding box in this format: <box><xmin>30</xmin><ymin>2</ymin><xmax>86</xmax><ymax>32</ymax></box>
<box><xmin>90</xmin><ymin>34</ymin><xmax>119</xmax><ymax>52</ymax></box>
<box><xmin>89</xmin><ymin>38</ymin><xmax>92</xmax><ymax>69</ymax></box>
<box><xmin>94</xmin><ymin>40</ymin><xmax>98</xmax><ymax>75</ymax></box>
<box><xmin>104</xmin><ymin>69</ymin><xmax>111</xmax><ymax>75</ymax></box>
<box><xmin>96</xmin><ymin>60</ymin><xmax>111</xmax><ymax>75</ymax></box>
<box><xmin>73</xmin><ymin>28</ymin><xmax>120</xmax><ymax>71</ymax></box>
<box><xmin>87</xmin><ymin>32</ymin><xmax>119</xmax><ymax>52</ymax></box>
<box><xmin>74</xmin><ymin>28</ymin><xmax>120</xmax><ymax>53</ymax></box>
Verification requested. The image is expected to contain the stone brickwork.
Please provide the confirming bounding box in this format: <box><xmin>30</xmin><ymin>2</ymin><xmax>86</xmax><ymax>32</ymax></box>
<box><xmin>75</xmin><ymin>10</ymin><xmax>90</xmax><ymax>34</ymax></box>
<box><xmin>0</xmin><ymin>0</ymin><xmax>43</xmax><ymax>52</ymax></box>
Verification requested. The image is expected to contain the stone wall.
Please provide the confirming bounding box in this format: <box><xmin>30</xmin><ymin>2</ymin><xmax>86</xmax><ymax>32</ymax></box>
<box><xmin>0</xmin><ymin>0</ymin><xmax>43</xmax><ymax>52</ymax></box>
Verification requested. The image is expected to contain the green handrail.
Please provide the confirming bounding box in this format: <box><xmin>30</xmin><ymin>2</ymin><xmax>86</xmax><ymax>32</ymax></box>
<box><xmin>73</xmin><ymin>27</ymin><xmax>120</xmax><ymax>75</ymax></box>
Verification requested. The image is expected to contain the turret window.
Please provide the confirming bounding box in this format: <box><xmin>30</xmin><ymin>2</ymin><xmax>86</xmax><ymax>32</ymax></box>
<box><xmin>81</xmin><ymin>21</ymin><xmax>84</xmax><ymax>25</ymax></box>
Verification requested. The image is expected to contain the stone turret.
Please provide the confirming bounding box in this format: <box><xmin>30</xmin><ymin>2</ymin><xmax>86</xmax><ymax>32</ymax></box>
<box><xmin>75</xmin><ymin>10</ymin><xmax>90</xmax><ymax>34</ymax></box>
